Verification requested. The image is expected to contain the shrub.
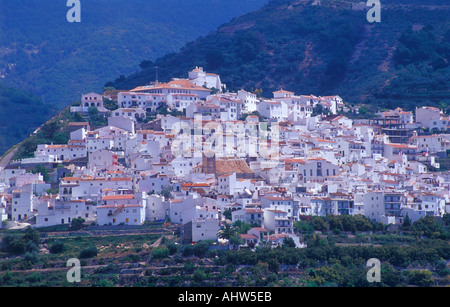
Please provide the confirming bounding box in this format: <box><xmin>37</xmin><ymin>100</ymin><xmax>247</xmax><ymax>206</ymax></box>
<box><xmin>49</xmin><ymin>242</ymin><xmax>66</xmax><ymax>254</ymax></box>
<box><xmin>151</xmin><ymin>247</ymin><xmax>170</xmax><ymax>260</ymax></box>
<box><xmin>23</xmin><ymin>251</ymin><xmax>40</xmax><ymax>265</ymax></box>
<box><xmin>166</xmin><ymin>243</ymin><xmax>179</xmax><ymax>255</ymax></box>
<box><xmin>1</xmin><ymin>235</ymin><xmax>26</xmax><ymax>255</ymax></box>
<box><xmin>79</xmin><ymin>246</ymin><xmax>98</xmax><ymax>259</ymax></box>
<box><xmin>70</xmin><ymin>218</ymin><xmax>86</xmax><ymax>231</ymax></box>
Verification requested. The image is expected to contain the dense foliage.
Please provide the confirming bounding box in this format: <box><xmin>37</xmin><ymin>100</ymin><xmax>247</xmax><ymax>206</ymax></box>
<box><xmin>111</xmin><ymin>0</ymin><xmax>450</xmax><ymax>112</ymax></box>
<box><xmin>0</xmin><ymin>0</ymin><xmax>267</xmax><ymax>109</ymax></box>
<box><xmin>0</xmin><ymin>82</ymin><xmax>54</xmax><ymax>156</ymax></box>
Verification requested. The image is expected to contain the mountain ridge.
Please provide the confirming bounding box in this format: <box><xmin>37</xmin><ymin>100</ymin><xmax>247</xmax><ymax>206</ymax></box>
<box><xmin>109</xmin><ymin>0</ymin><xmax>450</xmax><ymax>112</ymax></box>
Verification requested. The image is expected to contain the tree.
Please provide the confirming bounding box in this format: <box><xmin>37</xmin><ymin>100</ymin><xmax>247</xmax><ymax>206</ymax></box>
<box><xmin>217</xmin><ymin>223</ymin><xmax>236</xmax><ymax>241</ymax></box>
<box><xmin>311</xmin><ymin>216</ymin><xmax>328</xmax><ymax>232</ymax></box>
<box><xmin>407</xmin><ymin>270</ymin><xmax>434</xmax><ymax>287</ymax></box>
<box><xmin>223</xmin><ymin>209</ymin><xmax>232</xmax><ymax>220</ymax></box>
<box><xmin>52</xmin><ymin>131</ymin><xmax>69</xmax><ymax>145</ymax></box>
<box><xmin>23</xmin><ymin>251</ymin><xmax>40</xmax><ymax>265</ymax></box>
<box><xmin>283</xmin><ymin>237</ymin><xmax>296</xmax><ymax>248</ymax></box>
<box><xmin>41</xmin><ymin>121</ymin><xmax>60</xmax><ymax>140</ymax></box>
<box><xmin>139</xmin><ymin>60</ymin><xmax>154</xmax><ymax>70</ymax></box>
<box><xmin>23</xmin><ymin>226</ymin><xmax>40</xmax><ymax>246</ymax></box>
<box><xmin>79</xmin><ymin>246</ymin><xmax>98</xmax><ymax>259</ymax></box>
<box><xmin>70</xmin><ymin>217</ymin><xmax>86</xmax><ymax>231</ymax></box>
<box><xmin>1</xmin><ymin>235</ymin><xmax>26</xmax><ymax>255</ymax></box>
<box><xmin>402</xmin><ymin>214</ymin><xmax>412</xmax><ymax>228</ymax></box>
<box><xmin>151</xmin><ymin>247</ymin><xmax>170</xmax><ymax>260</ymax></box>
<box><xmin>31</xmin><ymin>165</ymin><xmax>50</xmax><ymax>182</ymax></box>
<box><xmin>49</xmin><ymin>242</ymin><xmax>66</xmax><ymax>254</ymax></box>
<box><xmin>205</xmin><ymin>49</ymin><xmax>225</xmax><ymax>70</ymax></box>
<box><xmin>267</xmin><ymin>258</ymin><xmax>280</xmax><ymax>273</ymax></box>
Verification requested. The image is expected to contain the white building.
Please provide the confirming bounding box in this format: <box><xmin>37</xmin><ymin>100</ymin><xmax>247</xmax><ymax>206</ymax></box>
<box><xmin>297</xmin><ymin>158</ymin><xmax>340</xmax><ymax>183</ymax></box>
<box><xmin>146</xmin><ymin>194</ymin><xmax>168</xmax><ymax>222</ymax></box>
<box><xmin>111</xmin><ymin>108</ymin><xmax>146</xmax><ymax>121</ymax></box>
<box><xmin>190</xmin><ymin>218</ymin><xmax>220</xmax><ymax>243</ymax></box>
<box><xmin>130</xmin><ymin>79</ymin><xmax>212</xmax><ymax>100</ymax></box>
<box><xmin>258</xmin><ymin>100</ymin><xmax>288</xmax><ymax>121</ymax></box>
<box><xmin>71</xmin><ymin>92</ymin><xmax>108</xmax><ymax>113</ymax></box>
<box><xmin>363</xmin><ymin>191</ymin><xmax>405</xmax><ymax>224</ymax></box>
<box><xmin>88</xmin><ymin>150</ymin><xmax>119</xmax><ymax>169</ymax></box>
<box><xmin>35</xmin><ymin>198</ymin><xmax>96</xmax><ymax>228</ymax></box>
<box><xmin>217</xmin><ymin>172</ymin><xmax>254</xmax><ymax>197</ymax></box>
<box><xmin>415</xmin><ymin>106</ymin><xmax>450</xmax><ymax>131</ymax></box>
<box><xmin>188</xmin><ymin>67</ymin><xmax>225</xmax><ymax>91</ymax></box>
<box><xmin>238</xmin><ymin>90</ymin><xmax>259</xmax><ymax>113</ymax></box>
<box><xmin>118</xmin><ymin>92</ymin><xmax>164</xmax><ymax>112</ymax></box>
<box><xmin>34</xmin><ymin>144</ymin><xmax>87</xmax><ymax>162</ymax></box>
<box><xmin>97</xmin><ymin>204</ymin><xmax>145</xmax><ymax>226</ymax></box>
<box><xmin>96</xmin><ymin>193</ymin><xmax>146</xmax><ymax>226</ymax></box>
<box><xmin>11</xmin><ymin>186</ymin><xmax>35</xmax><ymax>221</ymax></box>
<box><xmin>263</xmin><ymin>208</ymin><xmax>294</xmax><ymax>234</ymax></box>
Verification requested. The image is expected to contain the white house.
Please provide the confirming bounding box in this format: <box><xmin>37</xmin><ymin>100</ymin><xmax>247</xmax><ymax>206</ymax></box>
<box><xmin>118</xmin><ymin>92</ymin><xmax>164</xmax><ymax>112</ymax></box>
<box><xmin>188</xmin><ymin>67</ymin><xmax>225</xmax><ymax>91</ymax></box>
<box><xmin>238</xmin><ymin>90</ymin><xmax>259</xmax><ymax>113</ymax></box>
<box><xmin>111</xmin><ymin>108</ymin><xmax>146</xmax><ymax>121</ymax></box>
<box><xmin>231</xmin><ymin>207</ymin><xmax>264</xmax><ymax>226</ymax></box>
<box><xmin>97</xmin><ymin>193</ymin><xmax>146</xmax><ymax>226</ymax></box>
<box><xmin>258</xmin><ymin>100</ymin><xmax>288</xmax><ymax>121</ymax></box>
<box><xmin>363</xmin><ymin>191</ymin><xmax>405</xmax><ymax>224</ymax></box>
<box><xmin>217</xmin><ymin>172</ymin><xmax>254</xmax><ymax>197</ymax></box>
<box><xmin>145</xmin><ymin>194</ymin><xmax>168</xmax><ymax>222</ymax></box>
<box><xmin>71</xmin><ymin>92</ymin><xmax>108</xmax><ymax>113</ymax></box>
<box><xmin>11</xmin><ymin>186</ymin><xmax>35</xmax><ymax>221</ymax></box>
<box><xmin>137</xmin><ymin>173</ymin><xmax>171</xmax><ymax>194</ymax></box>
<box><xmin>167</xmin><ymin>93</ymin><xmax>200</xmax><ymax>112</ymax></box>
<box><xmin>35</xmin><ymin>198</ymin><xmax>96</xmax><ymax>228</ymax></box>
<box><xmin>261</xmin><ymin>196</ymin><xmax>296</xmax><ymax>219</ymax></box>
<box><xmin>297</xmin><ymin>158</ymin><xmax>340</xmax><ymax>183</ymax></box>
<box><xmin>190</xmin><ymin>218</ymin><xmax>220</xmax><ymax>243</ymax></box>
<box><xmin>35</xmin><ymin>144</ymin><xmax>87</xmax><ymax>162</ymax></box>
<box><xmin>410</xmin><ymin>134</ymin><xmax>449</xmax><ymax>153</ymax></box>
<box><xmin>263</xmin><ymin>208</ymin><xmax>294</xmax><ymax>234</ymax></box>
<box><xmin>88</xmin><ymin>150</ymin><xmax>119</xmax><ymax>169</ymax></box>
<box><xmin>415</xmin><ymin>106</ymin><xmax>449</xmax><ymax>131</ymax></box>
<box><xmin>97</xmin><ymin>204</ymin><xmax>145</xmax><ymax>226</ymax></box>
<box><xmin>130</xmin><ymin>79</ymin><xmax>212</xmax><ymax>100</ymax></box>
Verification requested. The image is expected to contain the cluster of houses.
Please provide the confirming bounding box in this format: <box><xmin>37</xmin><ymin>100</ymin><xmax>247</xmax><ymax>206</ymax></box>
<box><xmin>1</xmin><ymin>67</ymin><xmax>449</xmax><ymax>248</ymax></box>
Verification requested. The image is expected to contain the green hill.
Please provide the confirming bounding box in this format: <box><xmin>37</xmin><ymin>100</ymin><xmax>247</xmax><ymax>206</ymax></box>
<box><xmin>110</xmin><ymin>0</ymin><xmax>450</xmax><ymax>112</ymax></box>
<box><xmin>0</xmin><ymin>83</ymin><xmax>54</xmax><ymax>156</ymax></box>
<box><xmin>0</xmin><ymin>0</ymin><xmax>268</xmax><ymax>108</ymax></box>
<box><xmin>0</xmin><ymin>0</ymin><xmax>268</xmax><ymax>156</ymax></box>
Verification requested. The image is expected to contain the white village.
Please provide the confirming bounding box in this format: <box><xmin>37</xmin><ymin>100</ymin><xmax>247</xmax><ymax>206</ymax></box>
<box><xmin>1</xmin><ymin>66</ymin><xmax>449</xmax><ymax>249</ymax></box>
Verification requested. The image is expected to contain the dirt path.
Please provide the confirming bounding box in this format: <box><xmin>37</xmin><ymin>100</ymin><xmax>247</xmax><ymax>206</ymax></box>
<box><xmin>0</xmin><ymin>146</ymin><xmax>19</xmax><ymax>170</ymax></box>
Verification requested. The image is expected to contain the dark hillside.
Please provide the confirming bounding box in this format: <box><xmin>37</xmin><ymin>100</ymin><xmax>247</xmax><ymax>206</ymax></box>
<box><xmin>110</xmin><ymin>0</ymin><xmax>450</xmax><ymax>111</ymax></box>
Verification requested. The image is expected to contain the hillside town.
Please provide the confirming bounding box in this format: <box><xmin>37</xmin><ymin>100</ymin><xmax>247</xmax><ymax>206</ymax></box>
<box><xmin>1</xmin><ymin>67</ymin><xmax>449</xmax><ymax>248</ymax></box>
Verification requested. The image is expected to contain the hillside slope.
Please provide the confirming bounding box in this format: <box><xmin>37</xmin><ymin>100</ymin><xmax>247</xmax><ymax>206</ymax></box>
<box><xmin>0</xmin><ymin>83</ymin><xmax>54</xmax><ymax>156</ymax></box>
<box><xmin>0</xmin><ymin>0</ymin><xmax>268</xmax><ymax>107</ymax></box>
<box><xmin>110</xmin><ymin>0</ymin><xmax>450</xmax><ymax>111</ymax></box>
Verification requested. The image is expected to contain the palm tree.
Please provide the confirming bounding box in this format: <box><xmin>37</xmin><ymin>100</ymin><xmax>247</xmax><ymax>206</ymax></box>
<box><xmin>217</xmin><ymin>223</ymin><xmax>236</xmax><ymax>240</ymax></box>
